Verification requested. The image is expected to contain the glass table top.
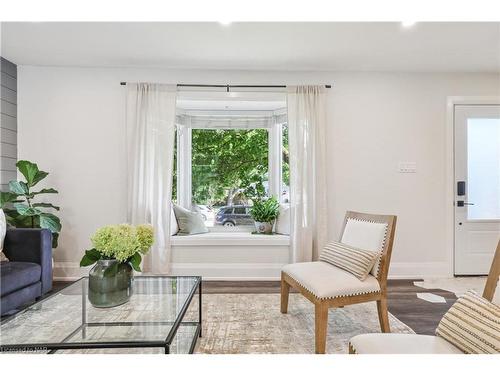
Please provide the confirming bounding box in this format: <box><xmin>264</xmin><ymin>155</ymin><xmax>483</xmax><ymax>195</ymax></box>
<box><xmin>0</xmin><ymin>276</ymin><xmax>201</xmax><ymax>352</ymax></box>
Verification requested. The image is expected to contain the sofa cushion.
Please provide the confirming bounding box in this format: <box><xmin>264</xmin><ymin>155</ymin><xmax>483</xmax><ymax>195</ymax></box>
<box><xmin>0</xmin><ymin>262</ymin><xmax>42</xmax><ymax>297</ymax></box>
<box><xmin>349</xmin><ymin>333</ymin><xmax>463</xmax><ymax>354</ymax></box>
<box><xmin>319</xmin><ymin>241</ymin><xmax>380</xmax><ymax>281</ymax></box>
<box><xmin>1</xmin><ymin>282</ymin><xmax>41</xmax><ymax>315</ymax></box>
<box><xmin>435</xmin><ymin>290</ymin><xmax>500</xmax><ymax>354</ymax></box>
<box><xmin>341</xmin><ymin>218</ymin><xmax>388</xmax><ymax>277</ymax></box>
<box><xmin>282</xmin><ymin>261</ymin><xmax>380</xmax><ymax>299</ymax></box>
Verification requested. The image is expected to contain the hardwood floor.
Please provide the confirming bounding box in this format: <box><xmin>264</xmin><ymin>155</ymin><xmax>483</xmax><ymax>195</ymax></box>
<box><xmin>385</xmin><ymin>280</ymin><xmax>456</xmax><ymax>335</ymax></box>
<box><xmin>9</xmin><ymin>279</ymin><xmax>457</xmax><ymax>335</ymax></box>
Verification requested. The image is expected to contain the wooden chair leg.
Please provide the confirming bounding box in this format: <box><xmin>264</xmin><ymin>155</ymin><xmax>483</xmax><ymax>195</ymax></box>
<box><xmin>314</xmin><ymin>303</ymin><xmax>329</xmax><ymax>354</ymax></box>
<box><xmin>348</xmin><ymin>342</ymin><xmax>356</xmax><ymax>354</ymax></box>
<box><xmin>376</xmin><ymin>298</ymin><xmax>390</xmax><ymax>333</ymax></box>
<box><xmin>280</xmin><ymin>275</ymin><xmax>290</xmax><ymax>314</ymax></box>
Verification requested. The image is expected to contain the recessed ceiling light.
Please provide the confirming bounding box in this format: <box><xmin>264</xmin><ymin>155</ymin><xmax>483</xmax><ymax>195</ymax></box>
<box><xmin>401</xmin><ymin>21</ymin><xmax>416</xmax><ymax>28</ymax></box>
<box><xmin>219</xmin><ymin>21</ymin><xmax>232</xmax><ymax>27</ymax></box>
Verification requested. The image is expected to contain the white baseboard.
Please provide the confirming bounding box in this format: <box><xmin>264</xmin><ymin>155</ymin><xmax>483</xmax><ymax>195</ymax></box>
<box><xmin>54</xmin><ymin>261</ymin><xmax>452</xmax><ymax>281</ymax></box>
<box><xmin>53</xmin><ymin>261</ymin><xmax>88</xmax><ymax>281</ymax></box>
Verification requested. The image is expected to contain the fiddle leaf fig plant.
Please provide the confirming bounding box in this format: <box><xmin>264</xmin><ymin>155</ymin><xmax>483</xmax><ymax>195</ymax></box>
<box><xmin>0</xmin><ymin>160</ymin><xmax>61</xmax><ymax>248</ymax></box>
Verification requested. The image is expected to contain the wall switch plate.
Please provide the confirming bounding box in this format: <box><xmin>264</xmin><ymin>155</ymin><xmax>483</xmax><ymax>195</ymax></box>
<box><xmin>398</xmin><ymin>162</ymin><xmax>417</xmax><ymax>173</ymax></box>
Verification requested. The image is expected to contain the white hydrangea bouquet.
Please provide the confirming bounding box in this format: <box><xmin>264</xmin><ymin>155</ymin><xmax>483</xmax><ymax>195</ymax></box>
<box><xmin>80</xmin><ymin>224</ymin><xmax>154</xmax><ymax>273</ymax></box>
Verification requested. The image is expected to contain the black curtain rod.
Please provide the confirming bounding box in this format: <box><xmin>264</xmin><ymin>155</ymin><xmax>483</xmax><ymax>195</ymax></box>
<box><xmin>119</xmin><ymin>82</ymin><xmax>332</xmax><ymax>90</ymax></box>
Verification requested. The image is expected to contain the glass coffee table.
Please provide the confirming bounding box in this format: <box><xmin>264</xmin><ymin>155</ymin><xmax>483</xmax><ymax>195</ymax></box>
<box><xmin>0</xmin><ymin>276</ymin><xmax>201</xmax><ymax>354</ymax></box>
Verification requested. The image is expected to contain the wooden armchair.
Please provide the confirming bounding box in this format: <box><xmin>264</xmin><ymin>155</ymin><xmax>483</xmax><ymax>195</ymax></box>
<box><xmin>281</xmin><ymin>211</ymin><xmax>397</xmax><ymax>354</ymax></box>
<box><xmin>348</xmin><ymin>240</ymin><xmax>500</xmax><ymax>354</ymax></box>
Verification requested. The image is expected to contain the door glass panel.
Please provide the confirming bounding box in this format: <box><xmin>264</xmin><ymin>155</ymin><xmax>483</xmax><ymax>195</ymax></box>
<box><xmin>467</xmin><ymin>118</ymin><xmax>500</xmax><ymax>220</ymax></box>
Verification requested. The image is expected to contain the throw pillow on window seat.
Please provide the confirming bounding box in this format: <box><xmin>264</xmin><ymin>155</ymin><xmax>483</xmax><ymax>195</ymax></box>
<box><xmin>172</xmin><ymin>204</ymin><xmax>209</xmax><ymax>235</ymax></box>
<box><xmin>274</xmin><ymin>204</ymin><xmax>290</xmax><ymax>235</ymax></box>
<box><xmin>170</xmin><ymin>205</ymin><xmax>179</xmax><ymax>236</ymax></box>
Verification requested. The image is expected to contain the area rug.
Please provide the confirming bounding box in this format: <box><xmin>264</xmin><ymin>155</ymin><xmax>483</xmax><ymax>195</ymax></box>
<box><xmin>195</xmin><ymin>293</ymin><xmax>414</xmax><ymax>354</ymax></box>
<box><xmin>1</xmin><ymin>292</ymin><xmax>414</xmax><ymax>354</ymax></box>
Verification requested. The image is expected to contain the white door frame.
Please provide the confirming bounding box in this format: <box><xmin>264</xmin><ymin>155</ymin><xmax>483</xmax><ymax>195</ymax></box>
<box><xmin>445</xmin><ymin>96</ymin><xmax>500</xmax><ymax>276</ymax></box>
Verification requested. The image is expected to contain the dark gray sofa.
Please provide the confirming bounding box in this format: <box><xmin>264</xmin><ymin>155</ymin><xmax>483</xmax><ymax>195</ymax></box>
<box><xmin>1</xmin><ymin>228</ymin><xmax>53</xmax><ymax>315</ymax></box>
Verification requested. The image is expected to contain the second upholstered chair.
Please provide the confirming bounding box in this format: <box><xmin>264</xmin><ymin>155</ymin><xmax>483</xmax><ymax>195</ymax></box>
<box><xmin>280</xmin><ymin>211</ymin><xmax>397</xmax><ymax>354</ymax></box>
<box><xmin>348</xmin><ymin>240</ymin><xmax>500</xmax><ymax>354</ymax></box>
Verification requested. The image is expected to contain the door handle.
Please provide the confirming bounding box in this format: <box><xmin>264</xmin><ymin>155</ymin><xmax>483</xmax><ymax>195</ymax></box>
<box><xmin>456</xmin><ymin>201</ymin><xmax>474</xmax><ymax>207</ymax></box>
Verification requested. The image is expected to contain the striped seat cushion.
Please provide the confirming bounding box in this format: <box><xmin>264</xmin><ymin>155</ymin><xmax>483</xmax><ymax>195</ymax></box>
<box><xmin>319</xmin><ymin>241</ymin><xmax>380</xmax><ymax>281</ymax></box>
<box><xmin>435</xmin><ymin>291</ymin><xmax>500</xmax><ymax>354</ymax></box>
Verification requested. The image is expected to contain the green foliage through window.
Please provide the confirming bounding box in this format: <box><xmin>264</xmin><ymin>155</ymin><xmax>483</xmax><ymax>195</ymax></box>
<box><xmin>191</xmin><ymin>128</ymin><xmax>269</xmax><ymax>206</ymax></box>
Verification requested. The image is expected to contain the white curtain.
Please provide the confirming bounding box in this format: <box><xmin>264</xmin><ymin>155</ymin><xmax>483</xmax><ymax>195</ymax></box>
<box><xmin>287</xmin><ymin>85</ymin><xmax>328</xmax><ymax>262</ymax></box>
<box><xmin>126</xmin><ymin>83</ymin><xmax>177</xmax><ymax>274</ymax></box>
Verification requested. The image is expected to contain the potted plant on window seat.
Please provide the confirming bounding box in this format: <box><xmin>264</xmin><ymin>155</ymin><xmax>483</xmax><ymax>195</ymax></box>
<box><xmin>250</xmin><ymin>196</ymin><xmax>280</xmax><ymax>234</ymax></box>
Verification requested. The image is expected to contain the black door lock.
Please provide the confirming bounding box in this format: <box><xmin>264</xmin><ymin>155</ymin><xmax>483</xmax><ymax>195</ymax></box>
<box><xmin>457</xmin><ymin>201</ymin><xmax>474</xmax><ymax>207</ymax></box>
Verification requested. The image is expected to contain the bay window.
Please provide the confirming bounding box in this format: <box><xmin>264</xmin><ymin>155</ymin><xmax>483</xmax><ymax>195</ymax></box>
<box><xmin>174</xmin><ymin>92</ymin><xmax>288</xmax><ymax>232</ymax></box>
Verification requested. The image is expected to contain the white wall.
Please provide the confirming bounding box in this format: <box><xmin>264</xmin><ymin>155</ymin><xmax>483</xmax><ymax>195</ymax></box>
<box><xmin>17</xmin><ymin>66</ymin><xmax>500</xmax><ymax>279</ymax></box>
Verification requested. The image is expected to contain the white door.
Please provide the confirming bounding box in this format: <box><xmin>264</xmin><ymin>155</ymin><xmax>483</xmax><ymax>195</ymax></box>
<box><xmin>454</xmin><ymin>105</ymin><xmax>500</xmax><ymax>275</ymax></box>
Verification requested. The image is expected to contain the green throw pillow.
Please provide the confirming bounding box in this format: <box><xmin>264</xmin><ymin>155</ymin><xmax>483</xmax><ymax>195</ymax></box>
<box><xmin>172</xmin><ymin>204</ymin><xmax>209</xmax><ymax>235</ymax></box>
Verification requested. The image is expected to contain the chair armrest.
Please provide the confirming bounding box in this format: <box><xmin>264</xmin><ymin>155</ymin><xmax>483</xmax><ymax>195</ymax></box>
<box><xmin>4</xmin><ymin>228</ymin><xmax>53</xmax><ymax>294</ymax></box>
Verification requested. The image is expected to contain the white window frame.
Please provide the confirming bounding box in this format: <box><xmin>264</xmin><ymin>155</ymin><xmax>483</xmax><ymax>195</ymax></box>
<box><xmin>176</xmin><ymin>123</ymin><xmax>192</xmax><ymax>208</ymax></box>
<box><xmin>175</xmin><ymin>111</ymin><xmax>287</xmax><ymax>211</ymax></box>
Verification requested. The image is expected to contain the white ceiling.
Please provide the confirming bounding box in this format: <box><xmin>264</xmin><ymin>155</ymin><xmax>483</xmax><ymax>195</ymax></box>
<box><xmin>1</xmin><ymin>22</ymin><xmax>500</xmax><ymax>72</ymax></box>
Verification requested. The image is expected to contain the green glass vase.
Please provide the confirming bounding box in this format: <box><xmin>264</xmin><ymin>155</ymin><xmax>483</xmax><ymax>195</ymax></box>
<box><xmin>88</xmin><ymin>259</ymin><xmax>133</xmax><ymax>308</ymax></box>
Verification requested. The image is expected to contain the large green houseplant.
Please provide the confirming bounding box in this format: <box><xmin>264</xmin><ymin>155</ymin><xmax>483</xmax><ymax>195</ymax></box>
<box><xmin>0</xmin><ymin>160</ymin><xmax>62</xmax><ymax>247</ymax></box>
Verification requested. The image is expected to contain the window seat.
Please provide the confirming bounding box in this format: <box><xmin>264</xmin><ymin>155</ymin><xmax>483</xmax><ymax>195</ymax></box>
<box><xmin>170</xmin><ymin>232</ymin><xmax>290</xmax><ymax>280</ymax></box>
<box><xmin>170</xmin><ymin>232</ymin><xmax>290</xmax><ymax>246</ymax></box>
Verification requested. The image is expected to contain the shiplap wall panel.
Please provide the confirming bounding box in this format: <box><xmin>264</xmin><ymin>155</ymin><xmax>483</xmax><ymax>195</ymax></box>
<box><xmin>1</xmin><ymin>113</ymin><xmax>16</xmax><ymax>131</ymax></box>
<box><xmin>0</xmin><ymin>57</ymin><xmax>17</xmax><ymax>188</ymax></box>
<box><xmin>0</xmin><ymin>156</ymin><xmax>16</xmax><ymax>171</ymax></box>
<box><xmin>1</xmin><ymin>99</ymin><xmax>16</xmax><ymax>117</ymax></box>
<box><xmin>1</xmin><ymin>170</ymin><xmax>16</xmax><ymax>183</ymax></box>
<box><xmin>0</xmin><ymin>143</ymin><xmax>16</xmax><ymax>157</ymax></box>
<box><xmin>1</xmin><ymin>128</ymin><xmax>16</xmax><ymax>144</ymax></box>
<box><xmin>1</xmin><ymin>86</ymin><xmax>17</xmax><ymax>104</ymax></box>
<box><xmin>0</xmin><ymin>58</ymin><xmax>16</xmax><ymax>78</ymax></box>
<box><xmin>1</xmin><ymin>72</ymin><xmax>16</xmax><ymax>91</ymax></box>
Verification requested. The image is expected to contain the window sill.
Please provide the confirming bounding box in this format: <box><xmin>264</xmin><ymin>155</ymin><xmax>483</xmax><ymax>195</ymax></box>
<box><xmin>170</xmin><ymin>231</ymin><xmax>290</xmax><ymax>246</ymax></box>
